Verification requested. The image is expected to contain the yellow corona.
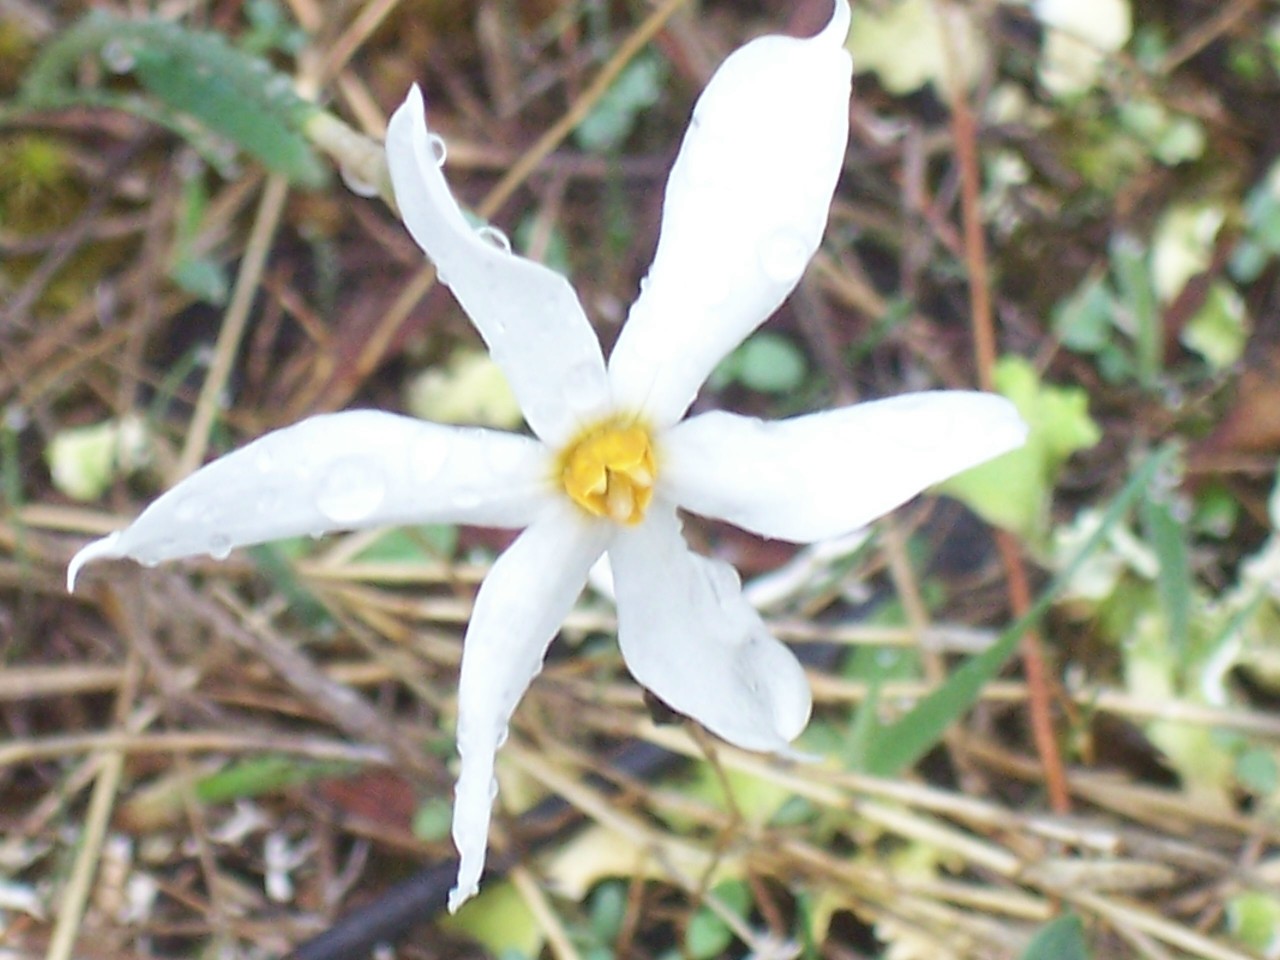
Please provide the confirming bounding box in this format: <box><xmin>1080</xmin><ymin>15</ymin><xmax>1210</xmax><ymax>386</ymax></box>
<box><xmin>557</xmin><ymin>417</ymin><xmax>657</xmax><ymax>525</ymax></box>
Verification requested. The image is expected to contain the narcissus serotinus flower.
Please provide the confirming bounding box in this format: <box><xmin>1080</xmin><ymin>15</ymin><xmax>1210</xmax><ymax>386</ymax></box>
<box><xmin>69</xmin><ymin>0</ymin><xmax>1025</xmax><ymax>910</ymax></box>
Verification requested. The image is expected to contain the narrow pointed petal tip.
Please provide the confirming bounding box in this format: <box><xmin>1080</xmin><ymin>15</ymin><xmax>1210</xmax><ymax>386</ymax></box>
<box><xmin>66</xmin><ymin>532</ymin><xmax>125</xmax><ymax>592</ymax></box>
<box><xmin>447</xmin><ymin>880</ymin><xmax>477</xmax><ymax>915</ymax></box>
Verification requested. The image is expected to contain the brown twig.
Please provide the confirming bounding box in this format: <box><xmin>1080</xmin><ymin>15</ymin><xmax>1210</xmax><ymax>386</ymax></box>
<box><xmin>937</xmin><ymin>0</ymin><xmax>1071</xmax><ymax>814</ymax></box>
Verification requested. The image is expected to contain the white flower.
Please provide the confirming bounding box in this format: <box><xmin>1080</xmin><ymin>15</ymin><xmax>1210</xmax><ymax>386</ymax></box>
<box><xmin>67</xmin><ymin>0</ymin><xmax>1026</xmax><ymax>912</ymax></box>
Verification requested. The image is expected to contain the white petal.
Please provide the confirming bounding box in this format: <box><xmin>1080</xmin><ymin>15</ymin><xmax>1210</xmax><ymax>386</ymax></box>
<box><xmin>449</xmin><ymin>501</ymin><xmax>609</xmax><ymax>912</ymax></box>
<box><xmin>66</xmin><ymin>411</ymin><xmax>553</xmax><ymax>589</ymax></box>
<box><xmin>661</xmin><ymin>392</ymin><xmax>1028</xmax><ymax>542</ymax></box>
<box><xmin>386</xmin><ymin>87</ymin><xmax>610</xmax><ymax>445</ymax></box>
<box><xmin>608</xmin><ymin>1</ymin><xmax>852</xmax><ymax>426</ymax></box>
<box><xmin>609</xmin><ymin>504</ymin><xmax>812</xmax><ymax>752</ymax></box>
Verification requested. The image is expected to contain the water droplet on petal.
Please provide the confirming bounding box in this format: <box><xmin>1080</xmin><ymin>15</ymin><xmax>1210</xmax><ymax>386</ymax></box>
<box><xmin>314</xmin><ymin>456</ymin><xmax>387</xmax><ymax>525</ymax></box>
<box><xmin>101</xmin><ymin>38</ymin><xmax>137</xmax><ymax>73</ymax></box>
<box><xmin>453</xmin><ymin>491</ymin><xmax>482</xmax><ymax>511</ymax></box>
<box><xmin>428</xmin><ymin>133</ymin><xmax>448</xmax><ymax>167</ymax></box>
<box><xmin>560</xmin><ymin>361</ymin><xmax>604</xmax><ymax>415</ymax></box>
<box><xmin>209</xmin><ymin>535</ymin><xmax>233</xmax><ymax>560</ymax></box>
<box><xmin>411</xmin><ymin>434</ymin><xmax>451</xmax><ymax>483</ymax></box>
<box><xmin>476</xmin><ymin>225</ymin><xmax>511</xmax><ymax>253</ymax></box>
<box><xmin>759</xmin><ymin>231</ymin><xmax>810</xmax><ymax>283</ymax></box>
<box><xmin>174</xmin><ymin>497</ymin><xmax>199</xmax><ymax>523</ymax></box>
<box><xmin>339</xmin><ymin>162</ymin><xmax>380</xmax><ymax>198</ymax></box>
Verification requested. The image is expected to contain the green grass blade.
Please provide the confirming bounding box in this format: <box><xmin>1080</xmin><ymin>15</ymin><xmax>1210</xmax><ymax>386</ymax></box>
<box><xmin>862</xmin><ymin>446</ymin><xmax>1174</xmax><ymax>777</ymax></box>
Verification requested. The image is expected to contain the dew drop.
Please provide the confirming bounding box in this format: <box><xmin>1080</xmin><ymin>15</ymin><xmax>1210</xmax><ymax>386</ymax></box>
<box><xmin>428</xmin><ymin>133</ymin><xmax>448</xmax><ymax>167</ymax></box>
<box><xmin>476</xmin><ymin>225</ymin><xmax>511</xmax><ymax>254</ymax></box>
<box><xmin>410</xmin><ymin>435</ymin><xmax>451</xmax><ymax>483</ymax></box>
<box><xmin>559</xmin><ymin>360</ymin><xmax>604</xmax><ymax>414</ymax></box>
<box><xmin>101</xmin><ymin>38</ymin><xmax>138</xmax><ymax>74</ymax></box>
<box><xmin>339</xmin><ymin>162</ymin><xmax>380</xmax><ymax>198</ymax></box>
<box><xmin>314</xmin><ymin>456</ymin><xmax>387</xmax><ymax>525</ymax></box>
<box><xmin>208</xmin><ymin>535</ymin><xmax>233</xmax><ymax>561</ymax></box>
<box><xmin>759</xmin><ymin>231</ymin><xmax>810</xmax><ymax>283</ymax></box>
<box><xmin>453</xmin><ymin>491</ymin><xmax>482</xmax><ymax>511</ymax></box>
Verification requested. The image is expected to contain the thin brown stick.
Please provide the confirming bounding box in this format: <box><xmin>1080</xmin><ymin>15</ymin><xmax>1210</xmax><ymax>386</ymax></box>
<box><xmin>176</xmin><ymin>175</ymin><xmax>290</xmax><ymax>479</ymax></box>
<box><xmin>936</xmin><ymin>0</ymin><xmax>1071</xmax><ymax>814</ymax></box>
<box><xmin>41</xmin><ymin>652</ymin><xmax>140</xmax><ymax>960</ymax></box>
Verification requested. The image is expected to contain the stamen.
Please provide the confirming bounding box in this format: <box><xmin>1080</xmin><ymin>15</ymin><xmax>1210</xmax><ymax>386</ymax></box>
<box><xmin>607</xmin><ymin>483</ymin><xmax>634</xmax><ymax>524</ymax></box>
<box><xmin>557</xmin><ymin>416</ymin><xmax>657</xmax><ymax>525</ymax></box>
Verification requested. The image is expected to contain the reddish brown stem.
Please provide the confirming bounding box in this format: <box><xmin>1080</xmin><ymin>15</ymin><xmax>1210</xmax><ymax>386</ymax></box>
<box><xmin>946</xmin><ymin>33</ymin><xmax>1072</xmax><ymax>814</ymax></box>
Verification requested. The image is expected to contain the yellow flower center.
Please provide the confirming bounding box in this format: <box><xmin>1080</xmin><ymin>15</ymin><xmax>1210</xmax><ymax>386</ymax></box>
<box><xmin>557</xmin><ymin>417</ymin><xmax>657</xmax><ymax>525</ymax></box>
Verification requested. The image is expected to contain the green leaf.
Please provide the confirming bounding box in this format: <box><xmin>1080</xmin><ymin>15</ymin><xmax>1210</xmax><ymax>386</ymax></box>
<box><xmin>45</xmin><ymin>416</ymin><xmax>152</xmax><ymax>502</ymax></box>
<box><xmin>1227</xmin><ymin>891</ymin><xmax>1280</xmax><ymax>953</ymax></box>
<box><xmin>589</xmin><ymin>881</ymin><xmax>629</xmax><ymax>943</ymax></box>
<box><xmin>169</xmin><ymin>255</ymin><xmax>229</xmax><ymax>305</ymax></box>
<box><xmin>1141</xmin><ymin>492</ymin><xmax>1191</xmax><ymax>658</ymax></box>
<box><xmin>249</xmin><ymin>542</ymin><xmax>334</xmax><ymax>627</ymax></box>
<box><xmin>848</xmin><ymin>0</ymin><xmax>984</xmax><ymax>96</ymax></box>
<box><xmin>710</xmin><ymin>331</ymin><xmax>809</xmax><ymax>395</ymax></box>
<box><xmin>575</xmin><ymin>53</ymin><xmax>664</xmax><ymax>154</ymax></box>
<box><xmin>242</xmin><ymin>0</ymin><xmax>307</xmax><ymax>56</ymax></box>
<box><xmin>938</xmin><ymin>356</ymin><xmax>1101</xmax><ymax>542</ymax></box>
<box><xmin>1021</xmin><ymin>914</ymin><xmax>1090</xmax><ymax>960</ymax></box>
<box><xmin>735</xmin><ymin>332</ymin><xmax>809</xmax><ymax>395</ymax></box>
<box><xmin>406</xmin><ymin>349</ymin><xmax>524</xmax><ymax>430</ymax></box>
<box><xmin>1180</xmin><ymin>280</ymin><xmax>1249</xmax><ymax>370</ymax></box>
<box><xmin>685</xmin><ymin>882</ymin><xmax>751</xmax><ymax>960</ymax></box>
<box><xmin>411</xmin><ymin>796</ymin><xmax>453</xmax><ymax>842</ymax></box>
<box><xmin>442</xmin><ymin>881</ymin><xmax>541</xmax><ymax>958</ymax></box>
<box><xmin>131</xmin><ymin>34</ymin><xmax>323</xmax><ymax>185</ymax></box>
<box><xmin>1111</xmin><ymin>233</ymin><xmax>1161</xmax><ymax>386</ymax></box>
<box><xmin>1235</xmin><ymin>748</ymin><xmax>1279</xmax><ymax>796</ymax></box>
<box><xmin>195</xmin><ymin>755</ymin><xmax>353</xmax><ymax>804</ymax></box>
<box><xmin>20</xmin><ymin>11</ymin><xmax>325</xmax><ymax>186</ymax></box>
<box><xmin>1052</xmin><ymin>274</ymin><xmax>1115</xmax><ymax>353</ymax></box>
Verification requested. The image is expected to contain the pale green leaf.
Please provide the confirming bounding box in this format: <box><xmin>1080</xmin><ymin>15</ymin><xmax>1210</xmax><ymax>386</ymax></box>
<box><xmin>937</xmin><ymin>356</ymin><xmax>1101</xmax><ymax>541</ymax></box>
